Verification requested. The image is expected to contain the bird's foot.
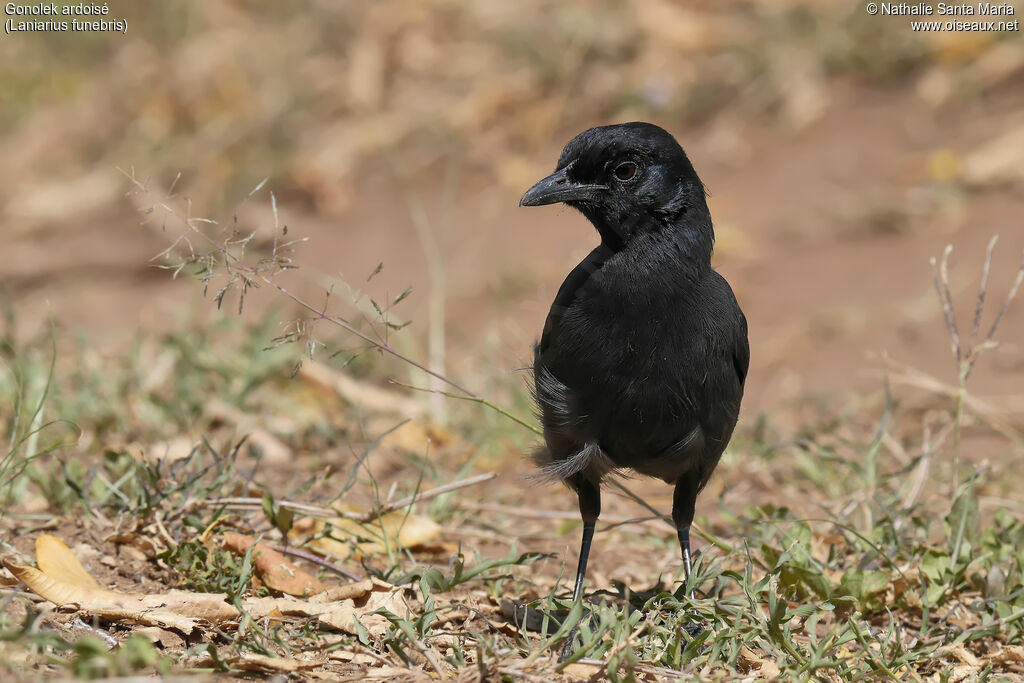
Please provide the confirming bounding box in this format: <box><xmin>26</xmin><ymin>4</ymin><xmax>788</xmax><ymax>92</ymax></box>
<box><xmin>558</xmin><ymin>636</ymin><xmax>578</xmax><ymax>663</ymax></box>
<box><xmin>681</xmin><ymin>619</ymin><xmax>704</xmax><ymax>639</ymax></box>
<box><xmin>558</xmin><ymin>611</ymin><xmax>598</xmax><ymax>664</ymax></box>
<box><xmin>557</xmin><ymin>603</ymin><xmax>596</xmax><ymax>662</ymax></box>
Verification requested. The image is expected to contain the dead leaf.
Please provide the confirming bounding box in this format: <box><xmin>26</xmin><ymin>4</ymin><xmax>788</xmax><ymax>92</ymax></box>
<box><xmin>330</xmin><ymin>650</ymin><xmax>377</xmax><ymax>665</ymax></box>
<box><xmin>9</xmin><ymin>534</ymin><xmax>414</xmax><ymax>643</ymax></box>
<box><xmin>243</xmin><ymin>577</ymin><xmax>414</xmax><ymax>638</ymax></box>
<box><xmin>378</xmin><ymin>419</ymin><xmax>456</xmax><ymax>453</ymax></box>
<box><xmin>134</xmin><ymin>626</ymin><xmax>185</xmax><ymax>649</ymax></box>
<box><xmin>760</xmin><ymin>659</ymin><xmax>781</xmax><ymax>681</ymax></box>
<box><xmin>563</xmin><ymin>661</ymin><xmax>602</xmax><ymax>680</ymax></box>
<box><xmin>740</xmin><ymin>645</ymin><xmax>781</xmax><ymax>681</ymax></box>
<box><xmin>4</xmin><ymin>535</ymin><xmax>238</xmax><ymax>634</ymax></box>
<box><xmin>221</xmin><ymin>532</ymin><xmax>325</xmax><ymax>597</ymax></box>
<box><xmin>229</xmin><ymin>652</ymin><xmax>324</xmax><ymax>673</ymax></box>
<box><xmin>243</xmin><ymin>594</ymin><xmax>321</xmax><ymax>618</ymax></box>
<box><xmin>317</xmin><ymin>576</ymin><xmax>392</xmax><ymax>602</ymax></box>
<box><xmin>314</xmin><ymin>578</ymin><xmax>413</xmax><ymax>638</ymax></box>
<box><xmin>106</xmin><ymin>532</ymin><xmax>159</xmax><ymax>559</ymax></box>
<box><xmin>948</xmin><ymin>664</ymin><xmax>980</xmax><ymax>683</ymax></box>
<box><xmin>5</xmin><ymin>561</ymin><xmax>115</xmax><ymax>607</ymax></box>
<box><xmin>994</xmin><ymin>645</ymin><xmax>1024</xmax><ymax>664</ymax></box>
<box><xmin>298</xmin><ymin>361</ymin><xmax>422</xmax><ymax>418</ymax></box>
<box><xmin>117</xmin><ymin>545</ymin><xmax>148</xmax><ymax>563</ymax></box>
<box><xmin>295</xmin><ymin>503</ymin><xmax>441</xmax><ymax>561</ymax></box>
<box><xmin>947</xmin><ymin>644</ymin><xmax>980</xmax><ymax>667</ymax></box>
<box><xmin>35</xmin><ymin>534</ymin><xmax>101</xmax><ymax>590</ymax></box>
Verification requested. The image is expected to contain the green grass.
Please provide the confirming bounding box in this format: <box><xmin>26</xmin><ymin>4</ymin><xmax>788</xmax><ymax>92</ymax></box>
<box><xmin>3</xmin><ymin>1</ymin><xmax>1022</xmax><ymax>678</ymax></box>
<box><xmin>2</xmin><ymin>185</ymin><xmax>1023</xmax><ymax>678</ymax></box>
<box><xmin>0</xmin><ymin>297</ymin><xmax>1021</xmax><ymax>680</ymax></box>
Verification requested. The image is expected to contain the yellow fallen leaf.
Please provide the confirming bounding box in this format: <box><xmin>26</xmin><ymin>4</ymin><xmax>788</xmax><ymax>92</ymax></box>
<box><xmin>35</xmin><ymin>534</ymin><xmax>102</xmax><ymax>590</ymax></box>
<box><xmin>8</xmin><ymin>534</ymin><xmax>416</xmax><ymax>640</ymax></box>
<box><xmin>297</xmin><ymin>504</ymin><xmax>441</xmax><ymax>561</ymax></box>
<box><xmin>4</xmin><ymin>535</ymin><xmax>239</xmax><ymax>633</ymax></box>
<box><xmin>563</xmin><ymin>661</ymin><xmax>603</xmax><ymax>680</ymax></box>
<box><xmin>5</xmin><ymin>561</ymin><xmax>121</xmax><ymax>607</ymax></box>
<box><xmin>3</xmin><ymin>561</ymin><xmax>220</xmax><ymax>633</ymax></box>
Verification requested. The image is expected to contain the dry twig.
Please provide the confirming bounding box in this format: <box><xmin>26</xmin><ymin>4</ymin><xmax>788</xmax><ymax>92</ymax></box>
<box><xmin>928</xmin><ymin>237</ymin><xmax>1024</xmax><ymax>493</ymax></box>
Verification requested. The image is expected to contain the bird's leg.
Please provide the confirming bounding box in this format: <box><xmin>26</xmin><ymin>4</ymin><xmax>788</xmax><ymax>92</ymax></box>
<box><xmin>571</xmin><ymin>475</ymin><xmax>601</xmax><ymax>600</ymax></box>
<box><xmin>672</xmin><ymin>477</ymin><xmax>700</xmax><ymax>599</ymax></box>
<box><xmin>571</xmin><ymin>520</ymin><xmax>596</xmax><ymax>602</ymax></box>
<box><xmin>678</xmin><ymin>525</ymin><xmax>693</xmax><ymax>583</ymax></box>
<box><xmin>560</xmin><ymin>474</ymin><xmax>600</xmax><ymax>660</ymax></box>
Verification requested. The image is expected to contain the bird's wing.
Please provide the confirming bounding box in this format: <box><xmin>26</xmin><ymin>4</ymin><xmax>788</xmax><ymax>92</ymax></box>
<box><xmin>539</xmin><ymin>244</ymin><xmax>615</xmax><ymax>354</ymax></box>
<box><xmin>733</xmin><ymin>310</ymin><xmax>750</xmax><ymax>388</ymax></box>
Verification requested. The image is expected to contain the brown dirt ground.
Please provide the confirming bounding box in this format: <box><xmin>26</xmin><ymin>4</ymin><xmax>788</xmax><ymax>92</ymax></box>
<box><xmin>4</xmin><ymin>67</ymin><xmax>1024</xmax><ymax>679</ymax></box>
<box><xmin>7</xmin><ymin>81</ymin><xmax>1024</xmax><ymax>417</ymax></box>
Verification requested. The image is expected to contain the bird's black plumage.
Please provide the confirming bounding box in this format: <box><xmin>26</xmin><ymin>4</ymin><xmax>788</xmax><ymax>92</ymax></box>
<box><xmin>520</xmin><ymin>122</ymin><xmax>749</xmax><ymax>626</ymax></box>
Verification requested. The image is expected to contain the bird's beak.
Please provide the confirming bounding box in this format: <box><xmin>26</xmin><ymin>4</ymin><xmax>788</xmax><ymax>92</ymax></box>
<box><xmin>519</xmin><ymin>164</ymin><xmax>608</xmax><ymax>207</ymax></box>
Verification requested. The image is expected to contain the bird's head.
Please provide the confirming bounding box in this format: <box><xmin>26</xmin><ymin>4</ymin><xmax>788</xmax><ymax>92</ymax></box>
<box><xmin>520</xmin><ymin>122</ymin><xmax>711</xmax><ymax>254</ymax></box>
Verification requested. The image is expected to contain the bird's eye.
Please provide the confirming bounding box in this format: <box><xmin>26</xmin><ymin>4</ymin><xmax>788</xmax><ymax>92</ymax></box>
<box><xmin>614</xmin><ymin>162</ymin><xmax>637</xmax><ymax>182</ymax></box>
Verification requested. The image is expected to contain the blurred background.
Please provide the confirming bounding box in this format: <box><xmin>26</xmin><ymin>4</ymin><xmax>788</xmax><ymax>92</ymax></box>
<box><xmin>5</xmin><ymin>8</ymin><xmax>1024</xmax><ymax>675</ymax></box>
<box><xmin>2</xmin><ymin>0</ymin><xmax>1023</xmax><ymax>450</ymax></box>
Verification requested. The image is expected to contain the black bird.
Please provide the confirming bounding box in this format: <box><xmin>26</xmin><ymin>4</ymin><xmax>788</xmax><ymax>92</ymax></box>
<box><xmin>520</xmin><ymin>122</ymin><xmax>749</xmax><ymax>609</ymax></box>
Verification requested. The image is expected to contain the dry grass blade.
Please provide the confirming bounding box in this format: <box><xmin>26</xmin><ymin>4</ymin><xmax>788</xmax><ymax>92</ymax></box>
<box><xmin>926</xmin><ymin>237</ymin><xmax>1024</xmax><ymax>494</ymax></box>
<box><xmin>931</xmin><ymin>244</ymin><xmax>961</xmax><ymax>365</ymax></box>
<box><xmin>357</xmin><ymin>472</ymin><xmax>495</xmax><ymax>523</ymax></box>
<box><xmin>882</xmin><ymin>359</ymin><xmax>1024</xmax><ymax>445</ymax></box>
<box><xmin>194</xmin><ymin>496</ymin><xmax>342</xmax><ymax>519</ymax></box>
<box><xmin>268</xmin><ymin>544</ymin><xmax>364</xmax><ymax>582</ymax></box>
<box><xmin>120</xmin><ymin>168</ymin><xmax>477</xmax><ymax>399</ymax></box>
<box><xmin>899</xmin><ymin>411</ymin><xmax>952</xmax><ymax>517</ymax></box>
<box><xmin>191</xmin><ymin>473</ymin><xmax>494</xmax><ymax>523</ymax></box>
<box><xmin>969</xmin><ymin>235</ymin><xmax>999</xmax><ymax>346</ymax></box>
<box><xmin>982</xmin><ymin>247</ymin><xmax>1024</xmax><ymax>345</ymax></box>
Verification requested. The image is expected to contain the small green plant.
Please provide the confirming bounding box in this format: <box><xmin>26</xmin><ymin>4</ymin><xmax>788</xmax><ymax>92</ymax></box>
<box><xmin>393</xmin><ymin>547</ymin><xmax>544</xmax><ymax>593</ymax></box>
<box><xmin>70</xmin><ymin>634</ymin><xmax>168</xmax><ymax>680</ymax></box>
<box><xmin>0</xmin><ymin>319</ymin><xmax>78</xmax><ymax>519</ymax></box>
<box><xmin>931</xmin><ymin>237</ymin><xmax>1024</xmax><ymax>494</ymax></box>
<box><xmin>160</xmin><ymin>537</ymin><xmax>258</xmax><ymax>596</ymax></box>
<box><xmin>4</xmin><ymin>171</ymin><xmax>1021</xmax><ymax>678</ymax></box>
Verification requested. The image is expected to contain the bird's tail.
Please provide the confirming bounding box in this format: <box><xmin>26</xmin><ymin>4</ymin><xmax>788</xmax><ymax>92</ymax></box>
<box><xmin>528</xmin><ymin>442</ymin><xmax>617</xmax><ymax>485</ymax></box>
